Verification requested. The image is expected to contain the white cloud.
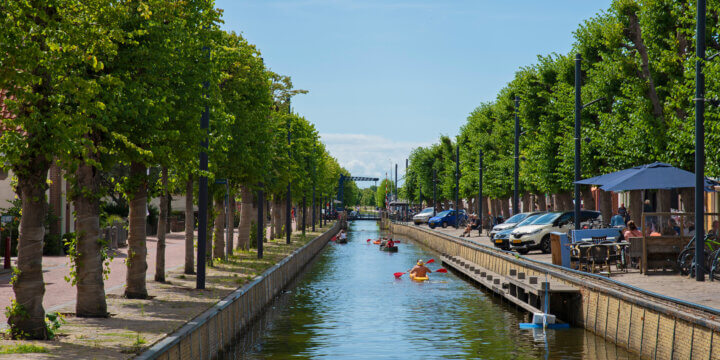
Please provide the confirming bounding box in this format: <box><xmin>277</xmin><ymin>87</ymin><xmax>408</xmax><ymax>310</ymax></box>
<box><xmin>320</xmin><ymin>133</ymin><xmax>431</xmax><ymax>188</ymax></box>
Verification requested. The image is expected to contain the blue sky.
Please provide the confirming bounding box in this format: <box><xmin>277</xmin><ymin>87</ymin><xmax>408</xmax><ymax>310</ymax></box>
<box><xmin>215</xmin><ymin>0</ymin><xmax>612</xmax><ymax>186</ymax></box>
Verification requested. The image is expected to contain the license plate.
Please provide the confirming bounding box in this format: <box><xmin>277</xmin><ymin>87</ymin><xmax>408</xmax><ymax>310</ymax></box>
<box><xmin>495</xmin><ymin>240</ymin><xmax>503</xmax><ymax>243</ymax></box>
<box><xmin>512</xmin><ymin>240</ymin><xmax>521</xmax><ymax>244</ymax></box>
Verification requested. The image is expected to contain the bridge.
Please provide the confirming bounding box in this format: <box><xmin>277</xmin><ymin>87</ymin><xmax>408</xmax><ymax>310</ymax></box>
<box><xmin>337</xmin><ymin>174</ymin><xmax>379</xmax><ymax>208</ymax></box>
<box><xmin>348</xmin><ymin>212</ymin><xmax>381</xmax><ymax>221</ymax></box>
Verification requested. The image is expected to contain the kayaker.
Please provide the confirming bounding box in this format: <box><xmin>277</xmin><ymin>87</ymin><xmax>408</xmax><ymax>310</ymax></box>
<box><xmin>409</xmin><ymin>260</ymin><xmax>431</xmax><ymax>278</ymax></box>
<box><xmin>339</xmin><ymin>230</ymin><xmax>347</xmax><ymax>241</ymax></box>
<box><xmin>387</xmin><ymin>238</ymin><xmax>395</xmax><ymax>247</ymax></box>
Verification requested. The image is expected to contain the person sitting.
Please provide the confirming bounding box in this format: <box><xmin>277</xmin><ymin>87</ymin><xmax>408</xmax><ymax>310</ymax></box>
<box><xmin>339</xmin><ymin>230</ymin><xmax>347</xmax><ymax>241</ymax></box>
<box><xmin>610</xmin><ymin>213</ymin><xmax>625</xmax><ymax>227</ymax></box>
<box><xmin>409</xmin><ymin>260</ymin><xmax>431</xmax><ymax>278</ymax></box>
<box><xmin>387</xmin><ymin>238</ymin><xmax>395</xmax><ymax>248</ymax></box>
<box><xmin>623</xmin><ymin>220</ymin><xmax>643</xmax><ymax>239</ymax></box>
<box><xmin>460</xmin><ymin>214</ymin><xmax>481</xmax><ymax>237</ymax></box>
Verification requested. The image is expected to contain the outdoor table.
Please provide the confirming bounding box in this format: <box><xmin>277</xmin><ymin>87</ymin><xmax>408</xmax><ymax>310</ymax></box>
<box><xmin>580</xmin><ymin>237</ymin><xmax>617</xmax><ymax>243</ymax></box>
<box><xmin>572</xmin><ymin>242</ymin><xmax>630</xmax><ymax>271</ymax></box>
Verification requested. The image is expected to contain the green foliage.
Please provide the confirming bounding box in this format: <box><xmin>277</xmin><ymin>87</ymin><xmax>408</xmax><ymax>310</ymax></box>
<box><xmin>0</xmin><ymin>344</ymin><xmax>48</xmax><ymax>354</ymax></box>
<box><xmin>63</xmin><ymin>232</ymin><xmax>114</xmax><ymax>286</ymax></box>
<box><xmin>375</xmin><ymin>179</ymin><xmax>395</xmax><ymax>208</ymax></box>
<box><xmin>45</xmin><ymin>312</ymin><xmax>65</xmax><ymax>340</ymax></box>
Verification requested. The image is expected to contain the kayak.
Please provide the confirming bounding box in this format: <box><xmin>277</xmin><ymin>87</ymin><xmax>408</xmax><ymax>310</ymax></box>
<box><xmin>372</xmin><ymin>240</ymin><xmax>381</xmax><ymax>245</ymax></box>
<box><xmin>409</xmin><ymin>274</ymin><xmax>429</xmax><ymax>282</ymax></box>
<box><xmin>380</xmin><ymin>245</ymin><xmax>398</xmax><ymax>252</ymax></box>
<box><xmin>337</xmin><ymin>238</ymin><xmax>347</xmax><ymax>244</ymax></box>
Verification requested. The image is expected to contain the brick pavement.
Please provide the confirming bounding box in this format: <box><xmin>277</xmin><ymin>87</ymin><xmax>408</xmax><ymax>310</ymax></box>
<box><xmin>421</xmin><ymin>223</ymin><xmax>720</xmax><ymax>311</ymax></box>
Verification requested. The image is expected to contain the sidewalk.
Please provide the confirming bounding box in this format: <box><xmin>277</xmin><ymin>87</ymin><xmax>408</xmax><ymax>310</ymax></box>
<box><xmin>0</xmin><ymin>220</ymin><xmax>300</xmax><ymax>326</ymax></box>
<box><xmin>420</xmin><ymin>223</ymin><xmax>720</xmax><ymax>311</ymax></box>
<box><xmin>0</xmin><ymin>220</ymin><xmax>325</xmax><ymax>358</ymax></box>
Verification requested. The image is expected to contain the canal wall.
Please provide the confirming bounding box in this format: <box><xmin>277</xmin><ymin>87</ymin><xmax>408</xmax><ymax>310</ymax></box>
<box><xmin>392</xmin><ymin>223</ymin><xmax>720</xmax><ymax>360</ymax></box>
<box><xmin>137</xmin><ymin>223</ymin><xmax>340</xmax><ymax>360</ymax></box>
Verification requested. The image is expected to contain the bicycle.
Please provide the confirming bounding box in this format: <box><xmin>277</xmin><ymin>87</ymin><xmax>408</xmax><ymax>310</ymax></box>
<box><xmin>677</xmin><ymin>233</ymin><xmax>720</xmax><ymax>278</ymax></box>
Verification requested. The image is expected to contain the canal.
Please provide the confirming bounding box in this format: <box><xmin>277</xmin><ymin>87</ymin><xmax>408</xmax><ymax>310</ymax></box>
<box><xmin>220</xmin><ymin>221</ymin><xmax>637</xmax><ymax>359</ymax></box>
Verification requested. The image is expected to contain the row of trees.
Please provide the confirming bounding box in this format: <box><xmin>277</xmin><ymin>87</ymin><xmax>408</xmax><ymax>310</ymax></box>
<box><xmin>0</xmin><ymin>0</ymin><xmax>352</xmax><ymax>339</ymax></box>
<box><xmin>404</xmin><ymin>0</ymin><xmax>720</xmax><ymax>219</ymax></box>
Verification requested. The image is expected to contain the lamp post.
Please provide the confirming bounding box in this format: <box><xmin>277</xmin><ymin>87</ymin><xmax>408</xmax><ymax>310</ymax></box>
<box><xmin>573</xmin><ymin>54</ymin><xmax>605</xmax><ymax>230</ymax></box>
<box><xmin>312</xmin><ymin>146</ymin><xmax>316</xmax><ymax>232</ymax></box>
<box><xmin>286</xmin><ymin>106</ymin><xmax>292</xmax><ymax>244</ymax></box>
<box><xmin>455</xmin><ymin>144</ymin><xmax>460</xmax><ymax>229</ymax></box>
<box><xmin>257</xmin><ymin>186</ymin><xmax>263</xmax><ymax>258</ymax></box>
<box><xmin>514</xmin><ymin>96</ymin><xmax>520</xmax><ymax>215</ymax></box>
<box><xmin>479</xmin><ymin>150</ymin><xmax>483</xmax><ymax>228</ymax></box>
<box><xmin>695</xmin><ymin>0</ymin><xmax>706</xmax><ymax>281</ymax></box>
<box><xmin>196</xmin><ymin>48</ymin><xmax>210</xmax><ymax>290</ymax></box>
<box><xmin>433</xmin><ymin>169</ymin><xmax>437</xmax><ymax>217</ymax></box>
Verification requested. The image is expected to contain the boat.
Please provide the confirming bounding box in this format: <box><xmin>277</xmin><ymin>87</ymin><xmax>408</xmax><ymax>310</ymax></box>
<box><xmin>372</xmin><ymin>240</ymin><xmax>381</xmax><ymax>245</ymax></box>
<box><xmin>409</xmin><ymin>274</ymin><xmax>429</xmax><ymax>282</ymax></box>
<box><xmin>337</xmin><ymin>237</ymin><xmax>348</xmax><ymax>244</ymax></box>
<box><xmin>380</xmin><ymin>245</ymin><xmax>398</xmax><ymax>252</ymax></box>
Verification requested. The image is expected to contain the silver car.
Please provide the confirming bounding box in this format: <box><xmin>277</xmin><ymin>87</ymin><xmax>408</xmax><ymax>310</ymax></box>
<box><xmin>412</xmin><ymin>207</ymin><xmax>435</xmax><ymax>225</ymax></box>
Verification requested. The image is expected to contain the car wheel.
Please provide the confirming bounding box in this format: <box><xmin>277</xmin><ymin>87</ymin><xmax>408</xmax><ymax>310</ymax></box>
<box><xmin>540</xmin><ymin>235</ymin><xmax>551</xmax><ymax>254</ymax></box>
<box><xmin>442</xmin><ymin>221</ymin><xmax>448</xmax><ymax>228</ymax></box>
<box><xmin>429</xmin><ymin>224</ymin><xmax>436</xmax><ymax>229</ymax></box>
<box><xmin>516</xmin><ymin>248</ymin><xmax>529</xmax><ymax>255</ymax></box>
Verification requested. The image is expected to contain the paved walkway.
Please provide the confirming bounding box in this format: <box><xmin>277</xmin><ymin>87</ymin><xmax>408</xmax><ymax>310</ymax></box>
<box><xmin>0</xmin><ymin>221</ymin><xmax>301</xmax><ymax>325</ymax></box>
<box><xmin>418</xmin><ymin>223</ymin><xmax>720</xmax><ymax>311</ymax></box>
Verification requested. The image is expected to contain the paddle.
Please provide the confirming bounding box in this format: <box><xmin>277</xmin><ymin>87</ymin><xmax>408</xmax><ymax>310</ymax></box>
<box><xmin>435</xmin><ymin>268</ymin><xmax>448</xmax><ymax>273</ymax></box>
<box><xmin>367</xmin><ymin>239</ymin><xmax>371</xmax><ymax>242</ymax></box>
<box><xmin>394</xmin><ymin>258</ymin><xmax>435</xmax><ymax>278</ymax></box>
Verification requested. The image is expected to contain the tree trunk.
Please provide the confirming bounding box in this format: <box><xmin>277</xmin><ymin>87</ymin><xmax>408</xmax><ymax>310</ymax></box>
<box><xmin>657</xmin><ymin>189</ymin><xmax>672</xmax><ymax>213</ymax></box>
<box><xmin>226</xmin><ymin>196</ymin><xmax>235</xmax><ymax>257</ymax></box>
<box><xmin>74</xmin><ymin>161</ymin><xmax>107</xmax><ymax>317</ymax></box>
<box><xmin>624</xmin><ymin>10</ymin><xmax>664</xmax><ymax>121</ymax></box>
<box><xmin>155</xmin><ymin>167</ymin><xmax>168</xmax><ymax>283</ymax></box>
<box><xmin>536</xmin><ymin>193</ymin><xmax>547</xmax><ymax>212</ymax></box>
<box><xmin>598</xmin><ymin>189</ymin><xmax>613</xmax><ymax>226</ymax></box>
<box><xmin>582</xmin><ymin>187</ymin><xmax>595</xmax><ymax>211</ymax></box>
<box><xmin>207</xmin><ymin>197</ymin><xmax>213</xmax><ymax>264</ymax></box>
<box><xmin>10</xmin><ymin>163</ymin><xmax>50</xmax><ymax>339</ymax></box>
<box><xmin>501</xmin><ymin>198</ymin><xmax>510</xmax><ymax>218</ymax></box>
<box><xmin>681</xmin><ymin>188</ymin><xmax>694</xmax><ymax>213</ymax></box>
<box><xmin>213</xmin><ymin>196</ymin><xmax>225</xmax><ymax>260</ymax></box>
<box><xmin>125</xmin><ymin>162</ymin><xmax>148</xmax><ymax>299</ymax></box>
<box><xmin>629</xmin><ymin>190</ymin><xmax>643</xmax><ymax>226</ymax></box>
<box><xmin>557</xmin><ymin>192</ymin><xmax>573</xmax><ymax>211</ymax></box>
<box><xmin>184</xmin><ymin>176</ymin><xmax>194</xmax><ymax>274</ymax></box>
<box><xmin>301</xmin><ymin>197</ymin><xmax>307</xmax><ymax>236</ymax></box>
<box><xmin>521</xmin><ymin>193</ymin><xmax>531</xmax><ymax>213</ymax></box>
<box><xmin>238</xmin><ymin>186</ymin><xmax>252</xmax><ymax>250</ymax></box>
<box><xmin>273</xmin><ymin>197</ymin><xmax>282</xmax><ymax>239</ymax></box>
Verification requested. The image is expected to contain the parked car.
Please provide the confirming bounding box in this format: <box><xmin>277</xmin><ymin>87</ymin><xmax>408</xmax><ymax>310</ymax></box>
<box><xmin>428</xmin><ymin>209</ymin><xmax>467</xmax><ymax>229</ymax></box>
<box><xmin>489</xmin><ymin>212</ymin><xmax>541</xmax><ymax>239</ymax></box>
<box><xmin>492</xmin><ymin>212</ymin><xmax>546</xmax><ymax>250</ymax></box>
<box><xmin>412</xmin><ymin>207</ymin><xmax>435</xmax><ymax>225</ymax></box>
<box><xmin>510</xmin><ymin>210</ymin><xmax>601</xmax><ymax>254</ymax></box>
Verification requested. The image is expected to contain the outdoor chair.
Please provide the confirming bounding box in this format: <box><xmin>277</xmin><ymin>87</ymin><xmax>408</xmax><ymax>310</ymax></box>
<box><xmin>571</xmin><ymin>241</ymin><xmax>592</xmax><ymax>271</ymax></box>
<box><xmin>600</xmin><ymin>240</ymin><xmax>625</xmax><ymax>272</ymax></box>
<box><xmin>589</xmin><ymin>245</ymin><xmax>610</xmax><ymax>275</ymax></box>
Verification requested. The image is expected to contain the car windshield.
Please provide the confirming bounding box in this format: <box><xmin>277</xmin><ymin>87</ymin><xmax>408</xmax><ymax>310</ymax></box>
<box><xmin>504</xmin><ymin>213</ymin><xmax>527</xmax><ymax>224</ymax></box>
<box><xmin>516</xmin><ymin>214</ymin><xmax>542</xmax><ymax>226</ymax></box>
<box><xmin>530</xmin><ymin>212</ymin><xmax>561</xmax><ymax>225</ymax></box>
<box><xmin>420</xmin><ymin>208</ymin><xmax>433</xmax><ymax>214</ymax></box>
<box><xmin>436</xmin><ymin>210</ymin><xmax>451</xmax><ymax>217</ymax></box>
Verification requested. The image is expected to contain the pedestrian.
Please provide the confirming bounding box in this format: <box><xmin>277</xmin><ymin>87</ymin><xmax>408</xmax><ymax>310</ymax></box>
<box><xmin>618</xmin><ymin>203</ymin><xmax>629</xmax><ymax>223</ymax></box>
<box><xmin>291</xmin><ymin>206</ymin><xmax>296</xmax><ymax>223</ymax></box>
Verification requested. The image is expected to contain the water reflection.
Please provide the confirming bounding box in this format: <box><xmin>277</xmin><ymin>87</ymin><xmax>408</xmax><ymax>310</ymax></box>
<box><xmin>220</xmin><ymin>221</ymin><xmax>637</xmax><ymax>359</ymax></box>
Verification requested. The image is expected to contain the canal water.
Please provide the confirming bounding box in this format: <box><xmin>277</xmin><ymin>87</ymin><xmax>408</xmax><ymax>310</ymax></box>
<box><xmin>220</xmin><ymin>221</ymin><xmax>637</xmax><ymax>359</ymax></box>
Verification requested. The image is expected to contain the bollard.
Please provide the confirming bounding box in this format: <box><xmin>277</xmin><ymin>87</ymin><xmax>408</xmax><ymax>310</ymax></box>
<box><xmin>4</xmin><ymin>236</ymin><xmax>10</xmax><ymax>269</ymax></box>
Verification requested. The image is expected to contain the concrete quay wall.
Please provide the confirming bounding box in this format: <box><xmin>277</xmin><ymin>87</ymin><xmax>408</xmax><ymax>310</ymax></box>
<box><xmin>392</xmin><ymin>223</ymin><xmax>720</xmax><ymax>360</ymax></box>
<box><xmin>137</xmin><ymin>223</ymin><xmax>339</xmax><ymax>360</ymax></box>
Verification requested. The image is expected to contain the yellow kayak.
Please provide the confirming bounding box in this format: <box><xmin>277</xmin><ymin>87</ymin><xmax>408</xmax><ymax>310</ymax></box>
<box><xmin>409</xmin><ymin>274</ymin><xmax>429</xmax><ymax>282</ymax></box>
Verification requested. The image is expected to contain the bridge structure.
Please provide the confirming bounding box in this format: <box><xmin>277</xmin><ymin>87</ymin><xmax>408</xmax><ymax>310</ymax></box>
<box><xmin>336</xmin><ymin>174</ymin><xmax>379</xmax><ymax>209</ymax></box>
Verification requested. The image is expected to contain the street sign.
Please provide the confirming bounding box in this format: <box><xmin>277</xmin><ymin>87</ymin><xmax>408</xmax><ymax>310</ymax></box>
<box><xmin>1</xmin><ymin>215</ymin><xmax>13</xmax><ymax>224</ymax></box>
<box><xmin>215</xmin><ymin>178</ymin><xmax>227</xmax><ymax>185</ymax></box>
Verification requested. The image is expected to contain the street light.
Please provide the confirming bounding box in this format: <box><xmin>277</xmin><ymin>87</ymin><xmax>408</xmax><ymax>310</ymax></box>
<box><xmin>432</xmin><ymin>168</ymin><xmax>437</xmax><ymax>217</ymax></box>
<box><xmin>197</xmin><ymin>46</ymin><xmax>210</xmax><ymax>290</ymax></box>
<box><xmin>695</xmin><ymin>0</ymin><xmax>707</xmax><ymax>281</ymax></box>
<box><xmin>514</xmin><ymin>96</ymin><xmax>520</xmax><ymax>215</ymax></box>
<box><xmin>286</xmin><ymin>105</ymin><xmax>292</xmax><ymax>244</ymax></box>
<box><xmin>478</xmin><ymin>150</ymin><xmax>483</xmax><ymax>226</ymax></box>
<box><xmin>455</xmin><ymin>144</ymin><xmax>460</xmax><ymax>229</ymax></box>
<box><xmin>574</xmin><ymin>53</ymin><xmax>605</xmax><ymax>230</ymax></box>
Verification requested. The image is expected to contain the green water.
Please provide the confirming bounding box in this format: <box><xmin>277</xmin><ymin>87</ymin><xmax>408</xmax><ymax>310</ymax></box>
<box><xmin>220</xmin><ymin>221</ymin><xmax>637</xmax><ymax>359</ymax></box>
